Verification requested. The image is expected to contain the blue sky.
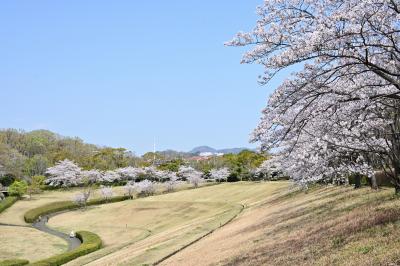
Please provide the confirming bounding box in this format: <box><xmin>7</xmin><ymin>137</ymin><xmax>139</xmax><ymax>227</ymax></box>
<box><xmin>1</xmin><ymin>1</ymin><xmax>288</xmax><ymax>155</ymax></box>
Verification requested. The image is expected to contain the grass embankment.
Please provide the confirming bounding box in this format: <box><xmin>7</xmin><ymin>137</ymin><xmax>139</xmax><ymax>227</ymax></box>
<box><xmin>160</xmin><ymin>185</ymin><xmax>400</xmax><ymax>266</ymax></box>
<box><xmin>0</xmin><ymin>197</ymin><xmax>18</xmax><ymax>214</ymax></box>
<box><xmin>24</xmin><ymin>195</ymin><xmax>131</xmax><ymax>223</ymax></box>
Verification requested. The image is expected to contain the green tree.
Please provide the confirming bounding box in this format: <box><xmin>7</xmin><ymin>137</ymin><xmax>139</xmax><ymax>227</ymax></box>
<box><xmin>158</xmin><ymin>159</ymin><xmax>184</xmax><ymax>172</ymax></box>
<box><xmin>27</xmin><ymin>175</ymin><xmax>45</xmax><ymax>198</ymax></box>
<box><xmin>24</xmin><ymin>155</ymin><xmax>49</xmax><ymax>177</ymax></box>
<box><xmin>8</xmin><ymin>180</ymin><xmax>28</xmax><ymax>198</ymax></box>
<box><xmin>223</xmin><ymin>150</ymin><xmax>268</xmax><ymax>181</ymax></box>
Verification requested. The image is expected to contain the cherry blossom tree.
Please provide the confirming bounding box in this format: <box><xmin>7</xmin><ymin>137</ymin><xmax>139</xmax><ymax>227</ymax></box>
<box><xmin>116</xmin><ymin>166</ymin><xmax>144</xmax><ymax>181</ymax></box>
<box><xmin>101</xmin><ymin>170</ymin><xmax>121</xmax><ymax>183</ymax></box>
<box><xmin>73</xmin><ymin>191</ymin><xmax>90</xmax><ymax>208</ymax></box>
<box><xmin>178</xmin><ymin>166</ymin><xmax>204</xmax><ymax>188</ymax></box>
<box><xmin>228</xmin><ymin>0</ymin><xmax>400</xmax><ymax>192</ymax></box>
<box><xmin>135</xmin><ymin>179</ymin><xmax>155</xmax><ymax>196</ymax></box>
<box><xmin>143</xmin><ymin>166</ymin><xmax>166</xmax><ymax>182</ymax></box>
<box><xmin>81</xmin><ymin>169</ymin><xmax>103</xmax><ymax>184</ymax></box>
<box><xmin>124</xmin><ymin>181</ymin><xmax>136</xmax><ymax>199</ymax></box>
<box><xmin>100</xmin><ymin>186</ymin><xmax>113</xmax><ymax>201</ymax></box>
<box><xmin>165</xmin><ymin>172</ymin><xmax>179</xmax><ymax>192</ymax></box>
<box><xmin>45</xmin><ymin>159</ymin><xmax>82</xmax><ymax>187</ymax></box>
<box><xmin>210</xmin><ymin>168</ymin><xmax>230</xmax><ymax>182</ymax></box>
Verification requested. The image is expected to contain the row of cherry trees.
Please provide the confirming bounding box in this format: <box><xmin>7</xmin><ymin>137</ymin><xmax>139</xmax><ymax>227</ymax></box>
<box><xmin>229</xmin><ymin>0</ymin><xmax>400</xmax><ymax>192</ymax></box>
<box><xmin>45</xmin><ymin>159</ymin><xmax>231</xmax><ymax>188</ymax></box>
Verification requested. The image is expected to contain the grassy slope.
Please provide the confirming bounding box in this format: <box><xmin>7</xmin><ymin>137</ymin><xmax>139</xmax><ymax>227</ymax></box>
<box><xmin>4</xmin><ymin>182</ymin><xmax>397</xmax><ymax>265</ymax></box>
<box><xmin>49</xmin><ymin>182</ymin><xmax>288</xmax><ymax>266</ymax></box>
<box><xmin>0</xmin><ymin>226</ymin><xmax>67</xmax><ymax>262</ymax></box>
<box><xmin>0</xmin><ymin>182</ymin><xmax>206</xmax><ymax>262</ymax></box>
<box><xmin>161</xmin><ymin>185</ymin><xmax>400</xmax><ymax>266</ymax></box>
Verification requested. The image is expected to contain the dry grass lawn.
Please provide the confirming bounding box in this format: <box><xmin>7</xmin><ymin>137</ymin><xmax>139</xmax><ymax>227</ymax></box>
<box><xmin>3</xmin><ymin>181</ymin><xmax>398</xmax><ymax>265</ymax></box>
<box><xmin>48</xmin><ymin>182</ymin><xmax>288</xmax><ymax>265</ymax></box>
<box><xmin>0</xmin><ymin>182</ymin><xmax>209</xmax><ymax>262</ymax></box>
<box><xmin>161</xmin><ymin>185</ymin><xmax>400</xmax><ymax>266</ymax></box>
<box><xmin>0</xmin><ymin>226</ymin><xmax>67</xmax><ymax>261</ymax></box>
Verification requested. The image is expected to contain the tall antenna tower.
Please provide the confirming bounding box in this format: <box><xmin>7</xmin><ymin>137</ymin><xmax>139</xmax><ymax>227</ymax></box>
<box><xmin>153</xmin><ymin>137</ymin><xmax>156</xmax><ymax>165</ymax></box>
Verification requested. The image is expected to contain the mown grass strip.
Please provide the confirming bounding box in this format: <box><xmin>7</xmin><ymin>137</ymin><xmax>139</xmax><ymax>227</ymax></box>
<box><xmin>24</xmin><ymin>195</ymin><xmax>131</xmax><ymax>223</ymax></box>
<box><xmin>30</xmin><ymin>231</ymin><xmax>102</xmax><ymax>266</ymax></box>
<box><xmin>0</xmin><ymin>259</ymin><xmax>29</xmax><ymax>266</ymax></box>
<box><xmin>0</xmin><ymin>196</ymin><xmax>18</xmax><ymax>214</ymax></box>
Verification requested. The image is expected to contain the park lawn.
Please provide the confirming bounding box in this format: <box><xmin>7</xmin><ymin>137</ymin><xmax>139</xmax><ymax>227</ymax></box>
<box><xmin>0</xmin><ymin>226</ymin><xmax>67</xmax><ymax>261</ymax></box>
<box><xmin>0</xmin><ymin>182</ymin><xmax>211</xmax><ymax>263</ymax></box>
<box><xmin>48</xmin><ymin>182</ymin><xmax>289</xmax><ymax>265</ymax></box>
<box><xmin>160</xmin><ymin>185</ymin><xmax>400</xmax><ymax>266</ymax></box>
<box><xmin>0</xmin><ymin>182</ymin><xmax>207</xmax><ymax>226</ymax></box>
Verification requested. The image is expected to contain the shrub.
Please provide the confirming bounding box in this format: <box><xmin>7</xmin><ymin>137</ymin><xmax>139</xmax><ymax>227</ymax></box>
<box><xmin>0</xmin><ymin>196</ymin><xmax>18</xmax><ymax>213</ymax></box>
<box><xmin>8</xmin><ymin>181</ymin><xmax>28</xmax><ymax>198</ymax></box>
<box><xmin>24</xmin><ymin>195</ymin><xmax>130</xmax><ymax>223</ymax></box>
<box><xmin>0</xmin><ymin>259</ymin><xmax>29</xmax><ymax>266</ymax></box>
<box><xmin>30</xmin><ymin>231</ymin><xmax>102</xmax><ymax>266</ymax></box>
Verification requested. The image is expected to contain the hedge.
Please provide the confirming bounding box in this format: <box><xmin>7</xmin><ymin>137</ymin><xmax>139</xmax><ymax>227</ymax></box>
<box><xmin>24</xmin><ymin>195</ymin><xmax>131</xmax><ymax>223</ymax></box>
<box><xmin>0</xmin><ymin>196</ymin><xmax>18</xmax><ymax>214</ymax></box>
<box><xmin>30</xmin><ymin>231</ymin><xmax>102</xmax><ymax>266</ymax></box>
<box><xmin>0</xmin><ymin>259</ymin><xmax>29</xmax><ymax>266</ymax></box>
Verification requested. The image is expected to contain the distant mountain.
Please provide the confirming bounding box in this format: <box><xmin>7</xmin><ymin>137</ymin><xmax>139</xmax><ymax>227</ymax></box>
<box><xmin>189</xmin><ymin>146</ymin><xmax>217</xmax><ymax>154</ymax></box>
<box><xmin>189</xmin><ymin>146</ymin><xmax>251</xmax><ymax>155</ymax></box>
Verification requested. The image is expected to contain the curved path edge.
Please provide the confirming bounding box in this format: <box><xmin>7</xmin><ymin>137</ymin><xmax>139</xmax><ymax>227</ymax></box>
<box><xmin>32</xmin><ymin>212</ymin><xmax>82</xmax><ymax>251</ymax></box>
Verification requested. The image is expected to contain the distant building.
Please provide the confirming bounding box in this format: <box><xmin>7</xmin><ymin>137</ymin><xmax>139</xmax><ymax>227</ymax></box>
<box><xmin>199</xmin><ymin>152</ymin><xmax>214</xmax><ymax>157</ymax></box>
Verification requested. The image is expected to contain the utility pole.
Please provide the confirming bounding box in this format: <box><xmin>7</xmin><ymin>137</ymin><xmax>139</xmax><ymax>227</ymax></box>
<box><xmin>153</xmin><ymin>137</ymin><xmax>156</xmax><ymax>165</ymax></box>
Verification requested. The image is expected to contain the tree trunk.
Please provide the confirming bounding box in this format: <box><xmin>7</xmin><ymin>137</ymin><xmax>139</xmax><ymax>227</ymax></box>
<box><xmin>370</xmin><ymin>174</ymin><xmax>378</xmax><ymax>190</ymax></box>
<box><xmin>354</xmin><ymin>174</ymin><xmax>361</xmax><ymax>189</ymax></box>
<box><xmin>392</xmin><ymin>158</ymin><xmax>400</xmax><ymax>195</ymax></box>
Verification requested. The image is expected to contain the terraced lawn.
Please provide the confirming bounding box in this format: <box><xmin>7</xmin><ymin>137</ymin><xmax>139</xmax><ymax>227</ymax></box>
<box><xmin>0</xmin><ymin>182</ymin><xmax>213</xmax><ymax>262</ymax></box>
<box><xmin>48</xmin><ymin>182</ymin><xmax>289</xmax><ymax>265</ymax></box>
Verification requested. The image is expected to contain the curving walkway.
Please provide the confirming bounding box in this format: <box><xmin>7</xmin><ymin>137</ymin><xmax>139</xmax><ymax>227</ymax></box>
<box><xmin>32</xmin><ymin>213</ymin><xmax>81</xmax><ymax>251</ymax></box>
<box><xmin>0</xmin><ymin>213</ymin><xmax>81</xmax><ymax>252</ymax></box>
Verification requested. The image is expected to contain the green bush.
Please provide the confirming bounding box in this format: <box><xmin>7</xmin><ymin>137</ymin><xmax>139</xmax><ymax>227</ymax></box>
<box><xmin>8</xmin><ymin>180</ymin><xmax>28</xmax><ymax>198</ymax></box>
<box><xmin>30</xmin><ymin>231</ymin><xmax>102</xmax><ymax>266</ymax></box>
<box><xmin>0</xmin><ymin>259</ymin><xmax>29</xmax><ymax>266</ymax></box>
<box><xmin>24</xmin><ymin>195</ymin><xmax>130</xmax><ymax>223</ymax></box>
<box><xmin>0</xmin><ymin>196</ymin><xmax>18</xmax><ymax>213</ymax></box>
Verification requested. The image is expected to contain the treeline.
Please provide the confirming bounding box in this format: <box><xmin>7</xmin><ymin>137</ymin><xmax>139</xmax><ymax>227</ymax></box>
<box><xmin>0</xmin><ymin>129</ymin><xmax>140</xmax><ymax>185</ymax></box>
<box><xmin>0</xmin><ymin>129</ymin><xmax>269</xmax><ymax>187</ymax></box>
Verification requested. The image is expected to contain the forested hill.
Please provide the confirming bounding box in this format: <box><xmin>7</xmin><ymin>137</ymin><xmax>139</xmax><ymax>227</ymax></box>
<box><xmin>0</xmin><ymin>129</ymin><xmax>138</xmax><ymax>181</ymax></box>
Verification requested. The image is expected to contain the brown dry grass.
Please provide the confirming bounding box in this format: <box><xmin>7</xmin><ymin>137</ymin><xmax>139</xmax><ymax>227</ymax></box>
<box><xmin>0</xmin><ymin>182</ymin><xmax>210</xmax><ymax>262</ymax></box>
<box><xmin>0</xmin><ymin>226</ymin><xmax>67</xmax><ymax>261</ymax></box>
<box><xmin>161</xmin><ymin>185</ymin><xmax>400</xmax><ymax>266</ymax></box>
<box><xmin>54</xmin><ymin>182</ymin><xmax>288</xmax><ymax>265</ymax></box>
